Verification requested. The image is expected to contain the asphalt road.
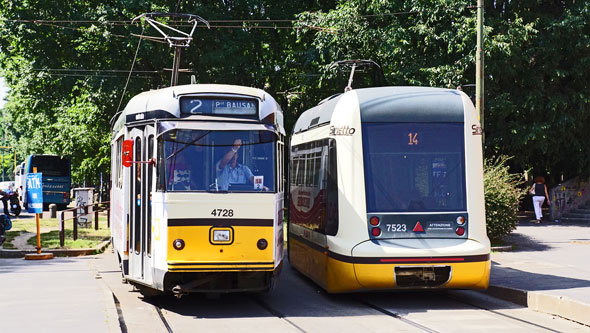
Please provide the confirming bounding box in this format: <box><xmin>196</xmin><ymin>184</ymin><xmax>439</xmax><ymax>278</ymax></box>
<box><xmin>87</xmin><ymin>249</ymin><xmax>589</xmax><ymax>333</ymax></box>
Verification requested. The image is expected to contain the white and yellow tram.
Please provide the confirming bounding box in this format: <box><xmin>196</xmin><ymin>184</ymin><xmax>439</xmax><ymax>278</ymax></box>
<box><xmin>110</xmin><ymin>84</ymin><xmax>285</xmax><ymax>296</ymax></box>
<box><xmin>288</xmin><ymin>86</ymin><xmax>490</xmax><ymax>293</ymax></box>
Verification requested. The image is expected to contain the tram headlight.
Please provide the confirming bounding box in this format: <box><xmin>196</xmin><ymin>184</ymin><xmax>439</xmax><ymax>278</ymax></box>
<box><xmin>369</xmin><ymin>216</ymin><xmax>380</xmax><ymax>226</ymax></box>
<box><xmin>455</xmin><ymin>227</ymin><xmax>465</xmax><ymax>236</ymax></box>
<box><xmin>257</xmin><ymin>238</ymin><xmax>268</xmax><ymax>250</ymax></box>
<box><xmin>371</xmin><ymin>227</ymin><xmax>382</xmax><ymax>237</ymax></box>
<box><xmin>456</xmin><ymin>216</ymin><xmax>466</xmax><ymax>225</ymax></box>
<box><xmin>173</xmin><ymin>239</ymin><xmax>185</xmax><ymax>250</ymax></box>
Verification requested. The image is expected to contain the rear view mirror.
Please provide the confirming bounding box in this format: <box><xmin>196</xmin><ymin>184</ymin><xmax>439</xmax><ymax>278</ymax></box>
<box><xmin>122</xmin><ymin>139</ymin><xmax>134</xmax><ymax>167</ymax></box>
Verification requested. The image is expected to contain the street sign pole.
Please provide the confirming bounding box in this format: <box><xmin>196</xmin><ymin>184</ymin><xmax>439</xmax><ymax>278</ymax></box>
<box><xmin>24</xmin><ymin>172</ymin><xmax>53</xmax><ymax>260</ymax></box>
<box><xmin>35</xmin><ymin>213</ymin><xmax>41</xmax><ymax>254</ymax></box>
<box><xmin>476</xmin><ymin>0</ymin><xmax>485</xmax><ymax>146</ymax></box>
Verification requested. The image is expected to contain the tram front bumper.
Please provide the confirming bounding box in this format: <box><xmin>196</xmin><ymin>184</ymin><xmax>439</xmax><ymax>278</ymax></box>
<box><xmin>350</xmin><ymin>238</ymin><xmax>491</xmax><ymax>290</ymax></box>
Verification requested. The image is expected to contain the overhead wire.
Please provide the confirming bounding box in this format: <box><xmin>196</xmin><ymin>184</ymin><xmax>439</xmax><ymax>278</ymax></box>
<box><xmin>3</xmin><ymin>10</ymin><xmax>418</xmax><ymax>26</ymax></box>
<box><xmin>32</xmin><ymin>69</ymin><xmax>162</xmax><ymax>73</ymax></box>
<box><xmin>116</xmin><ymin>24</ymin><xmax>144</xmax><ymax>113</ymax></box>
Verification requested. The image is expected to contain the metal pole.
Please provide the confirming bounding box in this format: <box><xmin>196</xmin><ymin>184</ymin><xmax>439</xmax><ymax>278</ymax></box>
<box><xmin>476</xmin><ymin>0</ymin><xmax>485</xmax><ymax>146</ymax></box>
<box><xmin>35</xmin><ymin>213</ymin><xmax>41</xmax><ymax>254</ymax></box>
<box><xmin>171</xmin><ymin>46</ymin><xmax>182</xmax><ymax>86</ymax></box>
<box><xmin>73</xmin><ymin>208</ymin><xmax>78</xmax><ymax>241</ymax></box>
<box><xmin>95</xmin><ymin>204</ymin><xmax>99</xmax><ymax>230</ymax></box>
<box><xmin>2</xmin><ymin>149</ymin><xmax>4</xmax><ymax>181</ymax></box>
<box><xmin>59</xmin><ymin>211</ymin><xmax>65</xmax><ymax>247</ymax></box>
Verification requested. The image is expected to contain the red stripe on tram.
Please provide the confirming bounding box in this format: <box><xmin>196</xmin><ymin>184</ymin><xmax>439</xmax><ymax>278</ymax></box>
<box><xmin>379</xmin><ymin>257</ymin><xmax>465</xmax><ymax>263</ymax></box>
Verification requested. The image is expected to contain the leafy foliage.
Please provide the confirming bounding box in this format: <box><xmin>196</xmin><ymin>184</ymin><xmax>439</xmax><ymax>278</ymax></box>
<box><xmin>0</xmin><ymin>0</ymin><xmax>589</xmax><ymax>188</ymax></box>
<box><xmin>483</xmin><ymin>155</ymin><xmax>527</xmax><ymax>241</ymax></box>
<box><xmin>295</xmin><ymin>0</ymin><xmax>590</xmax><ymax>182</ymax></box>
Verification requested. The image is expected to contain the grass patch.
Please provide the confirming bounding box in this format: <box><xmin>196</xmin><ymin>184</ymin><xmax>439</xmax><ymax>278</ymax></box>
<box><xmin>10</xmin><ymin>216</ymin><xmax>108</xmax><ymax>233</ymax></box>
<box><xmin>9</xmin><ymin>218</ymin><xmax>60</xmax><ymax>232</ymax></box>
<box><xmin>27</xmin><ymin>228</ymin><xmax>110</xmax><ymax>249</ymax></box>
<box><xmin>1</xmin><ymin>230</ymin><xmax>21</xmax><ymax>249</ymax></box>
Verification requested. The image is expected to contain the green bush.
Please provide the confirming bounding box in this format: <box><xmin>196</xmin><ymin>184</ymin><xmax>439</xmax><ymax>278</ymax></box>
<box><xmin>484</xmin><ymin>155</ymin><xmax>527</xmax><ymax>241</ymax></box>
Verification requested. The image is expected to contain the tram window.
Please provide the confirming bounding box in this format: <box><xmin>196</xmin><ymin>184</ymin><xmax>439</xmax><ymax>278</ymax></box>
<box><xmin>147</xmin><ymin>135</ymin><xmax>154</xmax><ymax>256</ymax></box>
<box><xmin>290</xmin><ymin>139</ymin><xmax>338</xmax><ymax>235</ymax></box>
<box><xmin>362</xmin><ymin>123</ymin><xmax>466</xmax><ymax>213</ymax></box>
<box><xmin>134</xmin><ymin>137</ymin><xmax>141</xmax><ymax>254</ymax></box>
<box><xmin>117</xmin><ymin>137</ymin><xmax>124</xmax><ymax>189</ymax></box>
<box><xmin>158</xmin><ymin>129</ymin><xmax>276</xmax><ymax>192</ymax></box>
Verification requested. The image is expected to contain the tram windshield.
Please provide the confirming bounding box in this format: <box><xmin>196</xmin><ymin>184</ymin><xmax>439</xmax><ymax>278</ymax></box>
<box><xmin>362</xmin><ymin>123</ymin><xmax>466</xmax><ymax>212</ymax></box>
<box><xmin>157</xmin><ymin>129</ymin><xmax>276</xmax><ymax>192</ymax></box>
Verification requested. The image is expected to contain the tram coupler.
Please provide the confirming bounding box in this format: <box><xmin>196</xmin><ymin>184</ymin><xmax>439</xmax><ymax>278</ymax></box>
<box><xmin>172</xmin><ymin>285</ymin><xmax>189</xmax><ymax>299</ymax></box>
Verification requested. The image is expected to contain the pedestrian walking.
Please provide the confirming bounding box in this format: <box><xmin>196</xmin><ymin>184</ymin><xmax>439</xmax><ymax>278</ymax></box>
<box><xmin>530</xmin><ymin>176</ymin><xmax>551</xmax><ymax>223</ymax></box>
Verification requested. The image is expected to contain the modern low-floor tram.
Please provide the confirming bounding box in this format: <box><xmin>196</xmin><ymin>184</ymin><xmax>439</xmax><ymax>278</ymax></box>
<box><xmin>288</xmin><ymin>86</ymin><xmax>490</xmax><ymax>293</ymax></box>
<box><xmin>110</xmin><ymin>84</ymin><xmax>285</xmax><ymax>296</ymax></box>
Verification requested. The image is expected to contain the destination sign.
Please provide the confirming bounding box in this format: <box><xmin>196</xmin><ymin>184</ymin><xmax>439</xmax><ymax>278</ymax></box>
<box><xmin>180</xmin><ymin>97</ymin><xmax>258</xmax><ymax>116</ymax></box>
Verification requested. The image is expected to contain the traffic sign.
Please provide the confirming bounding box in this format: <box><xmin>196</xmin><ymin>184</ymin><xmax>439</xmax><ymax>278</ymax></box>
<box><xmin>26</xmin><ymin>173</ymin><xmax>43</xmax><ymax>214</ymax></box>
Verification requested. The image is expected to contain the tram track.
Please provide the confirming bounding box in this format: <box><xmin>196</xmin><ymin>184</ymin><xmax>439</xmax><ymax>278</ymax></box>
<box><xmin>251</xmin><ymin>296</ymin><xmax>308</xmax><ymax>333</ymax></box>
<box><xmin>357</xmin><ymin>298</ymin><xmax>440</xmax><ymax>333</ymax></box>
<box><xmin>154</xmin><ymin>303</ymin><xmax>175</xmax><ymax>333</ymax></box>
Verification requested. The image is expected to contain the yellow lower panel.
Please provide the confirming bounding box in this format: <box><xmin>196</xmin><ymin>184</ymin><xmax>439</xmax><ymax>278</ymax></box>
<box><xmin>167</xmin><ymin>226</ymin><xmax>274</xmax><ymax>264</ymax></box>
<box><xmin>325</xmin><ymin>257</ymin><xmax>363</xmax><ymax>293</ymax></box>
<box><xmin>289</xmin><ymin>238</ymin><xmax>362</xmax><ymax>293</ymax></box>
<box><xmin>354</xmin><ymin>260</ymin><xmax>491</xmax><ymax>290</ymax></box>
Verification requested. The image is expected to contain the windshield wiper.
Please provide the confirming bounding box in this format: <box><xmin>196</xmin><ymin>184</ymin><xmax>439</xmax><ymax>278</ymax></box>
<box><xmin>166</xmin><ymin>130</ymin><xmax>211</xmax><ymax>159</ymax></box>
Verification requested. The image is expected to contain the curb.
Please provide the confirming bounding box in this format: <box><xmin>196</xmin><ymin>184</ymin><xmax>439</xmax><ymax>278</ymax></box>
<box><xmin>0</xmin><ymin>239</ymin><xmax>111</xmax><ymax>258</ymax></box>
<box><xmin>484</xmin><ymin>285</ymin><xmax>590</xmax><ymax>326</ymax></box>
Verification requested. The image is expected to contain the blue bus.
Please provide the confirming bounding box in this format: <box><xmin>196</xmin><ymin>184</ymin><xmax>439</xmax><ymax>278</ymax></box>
<box><xmin>22</xmin><ymin>155</ymin><xmax>71</xmax><ymax>210</ymax></box>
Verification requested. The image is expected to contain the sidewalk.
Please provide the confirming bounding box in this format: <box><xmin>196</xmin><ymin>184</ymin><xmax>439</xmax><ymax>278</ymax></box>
<box><xmin>0</xmin><ymin>255</ymin><xmax>119</xmax><ymax>332</ymax></box>
<box><xmin>486</xmin><ymin>213</ymin><xmax>590</xmax><ymax>326</ymax></box>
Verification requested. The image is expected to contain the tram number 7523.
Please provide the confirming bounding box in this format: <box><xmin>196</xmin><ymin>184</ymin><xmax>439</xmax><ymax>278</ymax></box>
<box><xmin>211</xmin><ymin>209</ymin><xmax>234</xmax><ymax>217</ymax></box>
<box><xmin>386</xmin><ymin>224</ymin><xmax>407</xmax><ymax>232</ymax></box>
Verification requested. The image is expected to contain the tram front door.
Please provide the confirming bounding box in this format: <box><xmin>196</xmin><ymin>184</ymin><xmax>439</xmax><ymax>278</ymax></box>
<box><xmin>128</xmin><ymin>126</ymin><xmax>155</xmax><ymax>284</ymax></box>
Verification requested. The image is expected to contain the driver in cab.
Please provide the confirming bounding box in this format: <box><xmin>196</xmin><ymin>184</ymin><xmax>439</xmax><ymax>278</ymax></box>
<box><xmin>216</xmin><ymin>139</ymin><xmax>267</xmax><ymax>191</ymax></box>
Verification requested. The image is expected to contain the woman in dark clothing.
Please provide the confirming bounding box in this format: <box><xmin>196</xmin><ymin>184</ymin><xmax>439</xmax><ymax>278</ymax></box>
<box><xmin>530</xmin><ymin>176</ymin><xmax>551</xmax><ymax>223</ymax></box>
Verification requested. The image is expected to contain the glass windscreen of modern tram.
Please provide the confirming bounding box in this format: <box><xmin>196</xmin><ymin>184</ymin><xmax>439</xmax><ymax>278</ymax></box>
<box><xmin>158</xmin><ymin>129</ymin><xmax>276</xmax><ymax>192</ymax></box>
<box><xmin>362</xmin><ymin>123</ymin><xmax>466</xmax><ymax>213</ymax></box>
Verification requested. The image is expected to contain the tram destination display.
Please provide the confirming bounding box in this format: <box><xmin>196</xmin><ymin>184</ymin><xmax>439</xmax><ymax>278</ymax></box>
<box><xmin>180</xmin><ymin>97</ymin><xmax>258</xmax><ymax>116</ymax></box>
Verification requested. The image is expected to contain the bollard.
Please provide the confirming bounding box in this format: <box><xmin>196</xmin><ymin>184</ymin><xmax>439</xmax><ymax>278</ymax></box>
<box><xmin>84</xmin><ymin>205</ymin><xmax>88</xmax><ymax>228</ymax></box>
<box><xmin>59</xmin><ymin>211</ymin><xmax>65</xmax><ymax>247</ymax></box>
<box><xmin>73</xmin><ymin>209</ymin><xmax>78</xmax><ymax>241</ymax></box>
<box><xmin>49</xmin><ymin>204</ymin><xmax>57</xmax><ymax>219</ymax></box>
<box><xmin>95</xmin><ymin>205</ymin><xmax>99</xmax><ymax>230</ymax></box>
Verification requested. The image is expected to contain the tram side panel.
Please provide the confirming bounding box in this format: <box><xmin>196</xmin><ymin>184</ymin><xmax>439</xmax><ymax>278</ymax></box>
<box><xmin>461</xmin><ymin>92</ymin><xmax>488</xmax><ymax>248</ymax></box>
<box><xmin>110</xmin><ymin>134</ymin><xmax>129</xmax><ymax>272</ymax></box>
<box><xmin>459</xmin><ymin>91</ymin><xmax>490</xmax><ymax>288</ymax></box>
<box><xmin>323</xmin><ymin>92</ymin><xmax>368</xmax><ymax>293</ymax></box>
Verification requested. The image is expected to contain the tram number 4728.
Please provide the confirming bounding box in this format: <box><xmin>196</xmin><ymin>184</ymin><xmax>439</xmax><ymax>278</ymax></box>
<box><xmin>211</xmin><ymin>209</ymin><xmax>234</xmax><ymax>217</ymax></box>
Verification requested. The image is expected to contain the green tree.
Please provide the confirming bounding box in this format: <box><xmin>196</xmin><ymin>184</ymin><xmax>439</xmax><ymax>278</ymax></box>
<box><xmin>0</xmin><ymin>0</ymin><xmax>336</xmax><ymax>183</ymax></box>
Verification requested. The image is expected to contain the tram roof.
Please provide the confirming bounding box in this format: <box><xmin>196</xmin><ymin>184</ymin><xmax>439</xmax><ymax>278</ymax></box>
<box><xmin>293</xmin><ymin>86</ymin><xmax>466</xmax><ymax>134</ymax></box>
<box><xmin>113</xmin><ymin>84</ymin><xmax>283</xmax><ymax>133</ymax></box>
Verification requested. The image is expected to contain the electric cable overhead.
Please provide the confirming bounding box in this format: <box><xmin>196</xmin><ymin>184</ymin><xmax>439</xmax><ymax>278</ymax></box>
<box><xmin>116</xmin><ymin>24</ymin><xmax>144</xmax><ymax>113</ymax></box>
